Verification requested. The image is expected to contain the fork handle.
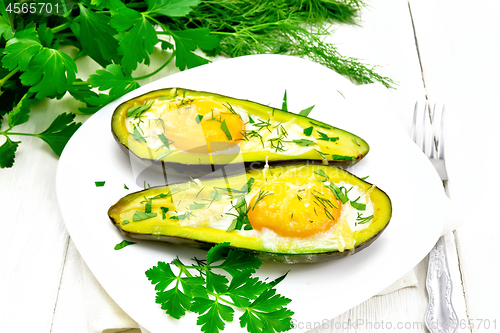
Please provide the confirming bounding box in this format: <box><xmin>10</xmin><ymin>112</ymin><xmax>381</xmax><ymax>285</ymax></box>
<box><xmin>425</xmin><ymin>236</ymin><xmax>459</xmax><ymax>333</ymax></box>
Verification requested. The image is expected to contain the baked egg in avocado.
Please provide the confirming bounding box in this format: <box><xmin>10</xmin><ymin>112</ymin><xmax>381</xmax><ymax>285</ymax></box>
<box><xmin>108</xmin><ymin>164</ymin><xmax>391</xmax><ymax>263</ymax></box>
<box><xmin>111</xmin><ymin>88</ymin><xmax>370</xmax><ymax>177</ymax></box>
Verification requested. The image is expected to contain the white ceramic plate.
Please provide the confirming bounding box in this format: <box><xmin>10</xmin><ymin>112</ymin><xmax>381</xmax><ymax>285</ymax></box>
<box><xmin>56</xmin><ymin>55</ymin><xmax>446</xmax><ymax>332</ymax></box>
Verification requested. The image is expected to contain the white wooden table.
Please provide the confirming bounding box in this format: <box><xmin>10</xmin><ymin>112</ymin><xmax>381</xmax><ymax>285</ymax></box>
<box><xmin>1</xmin><ymin>1</ymin><xmax>499</xmax><ymax>332</ymax></box>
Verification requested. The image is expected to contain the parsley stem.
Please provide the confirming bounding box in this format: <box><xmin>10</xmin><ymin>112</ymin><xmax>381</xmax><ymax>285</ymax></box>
<box><xmin>71</xmin><ymin>81</ymin><xmax>90</xmax><ymax>86</ymax></box>
<box><xmin>51</xmin><ymin>21</ymin><xmax>71</xmax><ymax>34</ymax></box>
<box><xmin>0</xmin><ymin>68</ymin><xmax>19</xmax><ymax>88</ymax></box>
<box><xmin>134</xmin><ymin>51</ymin><xmax>176</xmax><ymax>81</ymax></box>
<box><xmin>0</xmin><ymin>131</ymin><xmax>38</xmax><ymax>137</ymax></box>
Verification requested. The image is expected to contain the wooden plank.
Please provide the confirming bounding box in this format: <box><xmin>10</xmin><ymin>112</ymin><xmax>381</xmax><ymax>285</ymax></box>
<box><xmin>409</xmin><ymin>0</ymin><xmax>500</xmax><ymax>331</ymax></box>
<box><xmin>0</xmin><ymin>98</ymin><xmax>72</xmax><ymax>332</ymax></box>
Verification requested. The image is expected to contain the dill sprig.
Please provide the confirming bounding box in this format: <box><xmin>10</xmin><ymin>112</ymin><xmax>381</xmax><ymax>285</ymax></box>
<box><xmin>164</xmin><ymin>0</ymin><xmax>395</xmax><ymax>88</ymax></box>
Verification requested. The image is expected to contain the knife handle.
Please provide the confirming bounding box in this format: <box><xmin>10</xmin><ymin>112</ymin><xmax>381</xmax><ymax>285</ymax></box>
<box><xmin>425</xmin><ymin>236</ymin><xmax>459</xmax><ymax>333</ymax></box>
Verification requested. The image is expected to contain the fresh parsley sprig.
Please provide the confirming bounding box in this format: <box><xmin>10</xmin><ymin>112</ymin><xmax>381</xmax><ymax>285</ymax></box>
<box><xmin>0</xmin><ymin>112</ymin><xmax>81</xmax><ymax>168</ymax></box>
<box><xmin>1</xmin><ymin>0</ymin><xmax>394</xmax><ymax>168</ymax></box>
<box><xmin>146</xmin><ymin>242</ymin><xmax>294</xmax><ymax>333</ymax></box>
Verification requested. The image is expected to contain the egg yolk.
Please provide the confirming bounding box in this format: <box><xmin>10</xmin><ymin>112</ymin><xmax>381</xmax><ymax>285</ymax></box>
<box><xmin>160</xmin><ymin>99</ymin><xmax>244</xmax><ymax>152</ymax></box>
<box><xmin>247</xmin><ymin>176</ymin><xmax>342</xmax><ymax>238</ymax></box>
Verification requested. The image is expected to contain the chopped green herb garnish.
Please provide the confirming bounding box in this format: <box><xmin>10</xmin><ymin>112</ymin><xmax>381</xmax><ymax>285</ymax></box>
<box><xmin>157</xmin><ymin>96</ymin><xmax>172</xmax><ymax>101</ymax></box>
<box><xmin>122</xmin><ymin>220</ymin><xmax>130</xmax><ymax>225</ymax></box>
<box><xmin>250</xmin><ymin>190</ymin><xmax>273</xmax><ymax>211</ymax></box>
<box><xmin>282</xmin><ymin>89</ymin><xmax>288</xmax><ymax>111</ymax></box>
<box><xmin>169</xmin><ymin>216</ymin><xmax>179</xmax><ymax>220</ymax></box>
<box><xmin>317</xmin><ymin>131</ymin><xmax>339</xmax><ymax>142</ymax></box>
<box><xmin>160</xmin><ymin>207</ymin><xmax>169</xmax><ymax>220</ymax></box>
<box><xmin>223</xmin><ymin>102</ymin><xmax>237</xmax><ymax>114</ymax></box>
<box><xmin>289</xmin><ymin>139</ymin><xmax>316</xmax><ymax>146</ymax></box>
<box><xmin>299</xmin><ymin>105</ymin><xmax>315</xmax><ymax>117</ymax></box>
<box><xmin>127</xmin><ymin>103</ymin><xmax>152</xmax><ymax>118</ymax></box>
<box><xmin>95</xmin><ymin>181</ymin><xmax>105</xmax><ymax>187</ymax></box>
<box><xmin>303</xmin><ymin>126</ymin><xmax>314</xmax><ymax>136</ymax></box>
<box><xmin>158</xmin><ymin>133</ymin><xmax>173</xmax><ymax>149</ymax></box>
<box><xmin>178</xmin><ymin>211</ymin><xmax>196</xmax><ymax>220</ymax></box>
<box><xmin>220</xmin><ymin>120</ymin><xmax>232</xmax><ymax>140</ymax></box>
<box><xmin>131</xmin><ymin>126</ymin><xmax>147</xmax><ymax>143</ymax></box>
<box><xmin>124</xmin><ymin>184</ymin><xmax>129</xmax><ymax>190</ymax></box>
<box><xmin>114</xmin><ymin>240</ymin><xmax>136</xmax><ymax>250</ymax></box>
<box><xmin>361</xmin><ymin>175</ymin><xmax>369</xmax><ymax>180</ymax></box>
<box><xmin>247</xmin><ymin>115</ymin><xmax>255</xmax><ymax>124</ymax></box>
<box><xmin>352</xmin><ymin>138</ymin><xmax>361</xmax><ymax>146</ymax></box>
<box><xmin>350</xmin><ymin>197</ymin><xmax>366</xmax><ymax>211</ymax></box>
<box><xmin>195</xmin><ymin>114</ymin><xmax>204</xmax><ymax>124</ymax></box>
<box><xmin>314</xmin><ymin>149</ymin><xmax>328</xmax><ymax>158</ymax></box>
<box><xmin>356</xmin><ymin>213</ymin><xmax>373</xmax><ymax>225</ymax></box>
<box><xmin>297</xmin><ymin>194</ymin><xmax>303</xmax><ymax>201</ymax></box>
<box><xmin>332</xmin><ymin>154</ymin><xmax>355</xmax><ymax>161</ymax></box>
<box><xmin>241</xmin><ymin>177</ymin><xmax>255</xmax><ymax>193</ymax></box>
<box><xmin>226</xmin><ymin>196</ymin><xmax>252</xmax><ymax>231</ymax></box>
<box><xmin>311</xmin><ymin>190</ymin><xmax>337</xmax><ymax>209</ymax></box>
<box><xmin>314</xmin><ymin>169</ymin><xmax>329</xmax><ymax>180</ymax></box>
<box><xmin>269</xmin><ymin>137</ymin><xmax>286</xmax><ymax>152</ymax></box>
<box><xmin>133</xmin><ymin>211</ymin><xmax>158</xmax><ymax>221</ymax></box>
<box><xmin>189</xmin><ymin>203</ymin><xmax>206</xmax><ymax>210</ymax></box>
<box><xmin>145</xmin><ymin>198</ymin><xmax>152</xmax><ymax>214</ymax></box>
<box><xmin>326</xmin><ymin>183</ymin><xmax>349</xmax><ymax>204</ymax></box>
<box><xmin>309</xmin><ymin>120</ymin><xmax>331</xmax><ymax>130</ymax></box>
<box><xmin>195</xmin><ymin>187</ymin><xmax>205</xmax><ymax>198</ymax></box>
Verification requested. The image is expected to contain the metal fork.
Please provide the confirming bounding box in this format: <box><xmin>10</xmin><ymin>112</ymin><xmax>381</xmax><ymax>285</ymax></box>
<box><xmin>411</xmin><ymin>101</ymin><xmax>458</xmax><ymax>333</ymax></box>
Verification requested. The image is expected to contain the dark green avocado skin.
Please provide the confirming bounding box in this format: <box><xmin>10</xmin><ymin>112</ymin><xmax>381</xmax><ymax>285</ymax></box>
<box><xmin>109</xmin><ymin>213</ymin><xmax>389</xmax><ymax>264</ymax></box>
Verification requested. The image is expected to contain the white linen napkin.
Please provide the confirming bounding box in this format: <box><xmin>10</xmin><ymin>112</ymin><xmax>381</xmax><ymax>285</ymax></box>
<box><xmin>65</xmin><ymin>198</ymin><xmax>460</xmax><ymax>333</ymax></box>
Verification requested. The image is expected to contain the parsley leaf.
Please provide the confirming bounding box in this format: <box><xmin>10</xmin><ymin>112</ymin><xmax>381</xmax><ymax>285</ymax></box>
<box><xmin>20</xmin><ymin>48</ymin><xmax>77</xmax><ymax>100</ymax></box>
<box><xmin>0</xmin><ymin>136</ymin><xmax>20</xmax><ymax>169</ymax></box>
<box><xmin>120</xmin><ymin>15</ymin><xmax>158</xmax><ymax>75</ymax></box>
<box><xmin>326</xmin><ymin>183</ymin><xmax>349</xmax><ymax>204</ymax></box>
<box><xmin>146</xmin><ymin>0</ymin><xmax>201</xmax><ymax>17</ymax></box>
<box><xmin>317</xmin><ymin>131</ymin><xmax>339</xmax><ymax>142</ymax></box>
<box><xmin>133</xmin><ymin>211</ymin><xmax>158</xmax><ymax>221</ymax></box>
<box><xmin>95</xmin><ymin>181</ymin><xmax>105</xmax><ymax>187</ymax></box>
<box><xmin>129</xmin><ymin>126</ymin><xmax>146</xmax><ymax>143</ymax></box>
<box><xmin>76</xmin><ymin>4</ymin><xmax>120</xmax><ymax>67</ymax></box>
<box><xmin>2</xmin><ymin>25</ymin><xmax>42</xmax><ymax>71</ymax></box>
<box><xmin>303</xmin><ymin>126</ymin><xmax>313</xmax><ymax>136</ymax></box>
<box><xmin>350</xmin><ymin>197</ymin><xmax>366</xmax><ymax>211</ymax></box>
<box><xmin>281</xmin><ymin>90</ymin><xmax>288</xmax><ymax>111</ymax></box>
<box><xmin>146</xmin><ymin>243</ymin><xmax>293</xmax><ymax>332</ymax></box>
<box><xmin>290</xmin><ymin>139</ymin><xmax>316</xmax><ymax>147</ymax></box>
<box><xmin>114</xmin><ymin>240</ymin><xmax>136</xmax><ymax>250</ymax></box>
<box><xmin>299</xmin><ymin>105</ymin><xmax>314</xmax><ymax>117</ymax></box>
<box><xmin>161</xmin><ymin>206</ymin><xmax>169</xmax><ymax>219</ymax></box>
<box><xmin>220</xmin><ymin>120</ymin><xmax>232</xmax><ymax>140</ymax></box>
<box><xmin>0</xmin><ymin>15</ymin><xmax>14</xmax><ymax>41</ymax></box>
<box><xmin>7</xmin><ymin>93</ymin><xmax>32</xmax><ymax>129</ymax></box>
<box><xmin>332</xmin><ymin>154</ymin><xmax>355</xmax><ymax>161</ymax></box>
<box><xmin>88</xmin><ymin>64</ymin><xmax>140</xmax><ymax>97</ymax></box>
<box><xmin>170</xmin><ymin>28</ymin><xmax>220</xmax><ymax>70</ymax></box>
<box><xmin>36</xmin><ymin>113</ymin><xmax>82</xmax><ymax>156</ymax></box>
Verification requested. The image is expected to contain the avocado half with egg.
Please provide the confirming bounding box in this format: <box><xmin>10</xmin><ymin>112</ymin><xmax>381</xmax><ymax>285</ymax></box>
<box><xmin>108</xmin><ymin>164</ymin><xmax>391</xmax><ymax>263</ymax></box>
<box><xmin>111</xmin><ymin>88</ymin><xmax>369</xmax><ymax>177</ymax></box>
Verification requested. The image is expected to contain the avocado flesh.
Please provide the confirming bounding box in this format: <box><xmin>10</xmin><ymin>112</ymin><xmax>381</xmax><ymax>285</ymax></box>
<box><xmin>111</xmin><ymin>88</ymin><xmax>369</xmax><ymax>177</ymax></box>
<box><xmin>108</xmin><ymin>164</ymin><xmax>391</xmax><ymax>264</ymax></box>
